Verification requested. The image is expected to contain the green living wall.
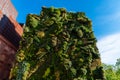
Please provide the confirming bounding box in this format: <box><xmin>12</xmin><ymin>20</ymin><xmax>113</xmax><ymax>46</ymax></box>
<box><xmin>10</xmin><ymin>7</ymin><xmax>104</xmax><ymax>80</ymax></box>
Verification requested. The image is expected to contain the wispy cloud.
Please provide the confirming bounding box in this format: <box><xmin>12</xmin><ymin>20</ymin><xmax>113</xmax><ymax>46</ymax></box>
<box><xmin>95</xmin><ymin>0</ymin><xmax>120</xmax><ymax>14</ymax></box>
<box><xmin>94</xmin><ymin>0</ymin><xmax>120</xmax><ymax>26</ymax></box>
<box><xmin>93</xmin><ymin>1</ymin><xmax>120</xmax><ymax>39</ymax></box>
<box><xmin>95</xmin><ymin>11</ymin><xmax>120</xmax><ymax>26</ymax></box>
<box><xmin>97</xmin><ymin>33</ymin><xmax>120</xmax><ymax>65</ymax></box>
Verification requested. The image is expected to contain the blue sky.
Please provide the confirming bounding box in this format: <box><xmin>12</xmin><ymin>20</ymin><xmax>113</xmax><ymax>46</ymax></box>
<box><xmin>11</xmin><ymin>0</ymin><xmax>120</xmax><ymax>65</ymax></box>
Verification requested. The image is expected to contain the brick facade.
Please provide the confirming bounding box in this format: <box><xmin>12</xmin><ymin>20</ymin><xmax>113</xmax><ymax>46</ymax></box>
<box><xmin>0</xmin><ymin>0</ymin><xmax>23</xmax><ymax>79</ymax></box>
<box><xmin>0</xmin><ymin>35</ymin><xmax>16</xmax><ymax>80</ymax></box>
<box><xmin>0</xmin><ymin>0</ymin><xmax>18</xmax><ymax>19</ymax></box>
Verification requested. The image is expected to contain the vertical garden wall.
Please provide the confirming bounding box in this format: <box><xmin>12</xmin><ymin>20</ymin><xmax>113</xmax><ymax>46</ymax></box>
<box><xmin>10</xmin><ymin>7</ymin><xmax>104</xmax><ymax>80</ymax></box>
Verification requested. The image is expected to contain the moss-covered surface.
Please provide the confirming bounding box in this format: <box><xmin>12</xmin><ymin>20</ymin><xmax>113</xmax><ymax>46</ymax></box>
<box><xmin>10</xmin><ymin>7</ymin><xmax>104</xmax><ymax>80</ymax></box>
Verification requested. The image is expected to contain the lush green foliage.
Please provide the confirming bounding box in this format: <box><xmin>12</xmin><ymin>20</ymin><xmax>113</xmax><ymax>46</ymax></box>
<box><xmin>103</xmin><ymin>58</ymin><xmax>120</xmax><ymax>80</ymax></box>
<box><xmin>10</xmin><ymin>7</ymin><xmax>104</xmax><ymax>80</ymax></box>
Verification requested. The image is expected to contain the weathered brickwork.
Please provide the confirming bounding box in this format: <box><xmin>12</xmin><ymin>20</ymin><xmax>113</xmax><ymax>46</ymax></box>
<box><xmin>0</xmin><ymin>0</ymin><xmax>23</xmax><ymax>79</ymax></box>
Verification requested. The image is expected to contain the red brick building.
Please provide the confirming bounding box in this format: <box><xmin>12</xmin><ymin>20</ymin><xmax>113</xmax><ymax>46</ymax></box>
<box><xmin>0</xmin><ymin>0</ymin><xmax>23</xmax><ymax>79</ymax></box>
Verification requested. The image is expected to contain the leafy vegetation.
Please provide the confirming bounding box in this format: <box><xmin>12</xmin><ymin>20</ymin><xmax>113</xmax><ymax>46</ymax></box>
<box><xmin>10</xmin><ymin>7</ymin><xmax>104</xmax><ymax>80</ymax></box>
<box><xmin>103</xmin><ymin>58</ymin><xmax>120</xmax><ymax>80</ymax></box>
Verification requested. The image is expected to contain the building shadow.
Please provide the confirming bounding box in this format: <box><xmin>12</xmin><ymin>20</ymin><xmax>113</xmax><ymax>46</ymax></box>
<box><xmin>0</xmin><ymin>15</ymin><xmax>21</xmax><ymax>48</ymax></box>
<box><xmin>0</xmin><ymin>15</ymin><xmax>22</xmax><ymax>80</ymax></box>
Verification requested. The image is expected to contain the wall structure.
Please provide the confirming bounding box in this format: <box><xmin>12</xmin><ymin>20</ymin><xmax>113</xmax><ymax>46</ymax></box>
<box><xmin>0</xmin><ymin>0</ymin><xmax>23</xmax><ymax>79</ymax></box>
<box><xmin>0</xmin><ymin>0</ymin><xmax>18</xmax><ymax>19</ymax></box>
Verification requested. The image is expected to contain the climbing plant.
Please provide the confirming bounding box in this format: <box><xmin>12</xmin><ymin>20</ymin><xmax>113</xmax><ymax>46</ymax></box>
<box><xmin>10</xmin><ymin>7</ymin><xmax>104</xmax><ymax>80</ymax></box>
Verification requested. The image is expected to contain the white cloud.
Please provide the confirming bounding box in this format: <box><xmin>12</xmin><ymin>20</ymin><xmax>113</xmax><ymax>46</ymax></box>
<box><xmin>97</xmin><ymin>33</ymin><xmax>120</xmax><ymax>65</ymax></box>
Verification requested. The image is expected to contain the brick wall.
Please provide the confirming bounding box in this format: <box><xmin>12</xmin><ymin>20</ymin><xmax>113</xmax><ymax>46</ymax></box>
<box><xmin>0</xmin><ymin>35</ymin><xmax>16</xmax><ymax>80</ymax></box>
<box><xmin>0</xmin><ymin>12</ymin><xmax>22</xmax><ymax>48</ymax></box>
<box><xmin>0</xmin><ymin>0</ymin><xmax>18</xmax><ymax>19</ymax></box>
<box><xmin>0</xmin><ymin>0</ymin><xmax>23</xmax><ymax>79</ymax></box>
